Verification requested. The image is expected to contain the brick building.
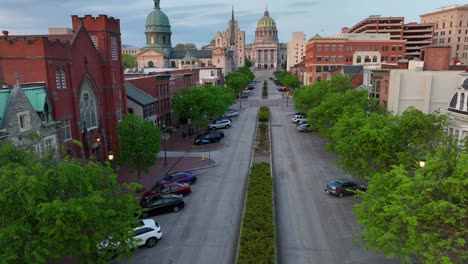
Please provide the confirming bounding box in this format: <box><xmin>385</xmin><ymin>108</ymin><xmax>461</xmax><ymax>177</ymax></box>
<box><xmin>420</xmin><ymin>4</ymin><xmax>468</xmax><ymax>65</ymax></box>
<box><xmin>304</xmin><ymin>33</ymin><xmax>406</xmax><ymax>84</ymax></box>
<box><xmin>342</xmin><ymin>16</ymin><xmax>434</xmax><ymax>60</ymax></box>
<box><xmin>0</xmin><ymin>15</ymin><xmax>126</xmax><ymax>161</ymax></box>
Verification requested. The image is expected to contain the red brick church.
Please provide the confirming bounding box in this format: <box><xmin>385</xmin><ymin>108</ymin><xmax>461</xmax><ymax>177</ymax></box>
<box><xmin>0</xmin><ymin>15</ymin><xmax>127</xmax><ymax>161</ymax></box>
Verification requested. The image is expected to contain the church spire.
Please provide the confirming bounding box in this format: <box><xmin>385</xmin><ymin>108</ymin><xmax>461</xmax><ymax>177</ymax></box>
<box><xmin>229</xmin><ymin>6</ymin><xmax>236</xmax><ymax>46</ymax></box>
<box><xmin>264</xmin><ymin>1</ymin><xmax>269</xmax><ymax>16</ymax></box>
<box><xmin>154</xmin><ymin>0</ymin><xmax>160</xmax><ymax>9</ymax></box>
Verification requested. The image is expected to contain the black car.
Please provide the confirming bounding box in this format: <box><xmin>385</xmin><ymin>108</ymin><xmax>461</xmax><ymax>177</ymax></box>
<box><xmin>324</xmin><ymin>178</ymin><xmax>367</xmax><ymax>198</ymax></box>
<box><xmin>199</xmin><ymin>130</ymin><xmax>224</xmax><ymax>138</ymax></box>
<box><xmin>193</xmin><ymin>133</ymin><xmax>222</xmax><ymax>145</ymax></box>
<box><xmin>140</xmin><ymin>194</ymin><xmax>185</xmax><ymax>218</ymax></box>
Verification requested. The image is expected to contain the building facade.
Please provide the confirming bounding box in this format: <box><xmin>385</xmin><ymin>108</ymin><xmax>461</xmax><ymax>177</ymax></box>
<box><xmin>0</xmin><ymin>15</ymin><xmax>126</xmax><ymax>161</ymax></box>
<box><xmin>442</xmin><ymin>75</ymin><xmax>468</xmax><ymax>142</ymax></box>
<box><xmin>420</xmin><ymin>4</ymin><xmax>468</xmax><ymax>65</ymax></box>
<box><xmin>343</xmin><ymin>16</ymin><xmax>434</xmax><ymax>60</ymax></box>
<box><xmin>287</xmin><ymin>32</ymin><xmax>306</xmax><ymax>71</ymax></box>
<box><xmin>245</xmin><ymin>6</ymin><xmax>287</xmax><ymax>70</ymax></box>
<box><xmin>219</xmin><ymin>7</ymin><xmax>245</xmax><ymax>69</ymax></box>
<box><xmin>135</xmin><ymin>0</ymin><xmax>234</xmax><ymax>75</ymax></box>
<box><xmin>304</xmin><ymin>33</ymin><xmax>406</xmax><ymax>84</ymax></box>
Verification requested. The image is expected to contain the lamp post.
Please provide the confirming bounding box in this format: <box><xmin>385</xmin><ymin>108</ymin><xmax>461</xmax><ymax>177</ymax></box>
<box><xmin>239</xmin><ymin>91</ymin><xmax>242</xmax><ymax>109</ymax></box>
<box><xmin>419</xmin><ymin>157</ymin><xmax>426</xmax><ymax>168</ymax></box>
<box><xmin>162</xmin><ymin>123</ymin><xmax>168</xmax><ymax>166</ymax></box>
<box><xmin>108</xmin><ymin>150</ymin><xmax>115</xmax><ymax>168</ymax></box>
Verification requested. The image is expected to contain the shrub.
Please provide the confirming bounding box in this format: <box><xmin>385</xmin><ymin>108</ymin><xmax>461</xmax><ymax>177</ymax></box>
<box><xmin>237</xmin><ymin>162</ymin><xmax>275</xmax><ymax>264</ymax></box>
<box><xmin>259</xmin><ymin>106</ymin><xmax>270</xmax><ymax>122</ymax></box>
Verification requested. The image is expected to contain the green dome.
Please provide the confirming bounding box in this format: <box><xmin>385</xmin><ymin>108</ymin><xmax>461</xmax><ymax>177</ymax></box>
<box><xmin>145</xmin><ymin>0</ymin><xmax>171</xmax><ymax>32</ymax></box>
<box><xmin>257</xmin><ymin>10</ymin><xmax>276</xmax><ymax>28</ymax></box>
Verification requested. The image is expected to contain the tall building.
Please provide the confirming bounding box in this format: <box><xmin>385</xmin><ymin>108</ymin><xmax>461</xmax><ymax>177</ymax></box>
<box><xmin>0</xmin><ymin>15</ymin><xmax>127</xmax><ymax>161</ymax></box>
<box><xmin>304</xmin><ymin>33</ymin><xmax>406</xmax><ymax>84</ymax></box>
<box><xmin>245</xmin><ymin>5</ymin><xmax>287</xmax><ymax>70</ymax></box>
<box><xmin>220</xmin><ymin>7</ymin><xmax>245</xmax><ymax>69</ymax></box>
<box><xmin>343</xmin><ymin>16</ymin><xmax>434</xmax><ymax>60</ymax></box>
<box><xmin>135</xmin><ymin>0</ymin><xmax>234</xmax><ymax>74</ymax></box>
<box><xmin>287</xmin><ymin>32</ymin><xmax>306</xmax><ymax>71</ymax></box>
<box><xmin>420</xmin><ymin>4</ymin><xmax>468</xmax><ymax>65</ymax></box>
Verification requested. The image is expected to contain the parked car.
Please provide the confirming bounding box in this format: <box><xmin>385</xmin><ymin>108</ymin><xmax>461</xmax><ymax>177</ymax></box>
<box><xmin>208</xmin><ymin>119</ymin><xmax>232</xmax><ymax>130</ymax></box>
<box><xmin>297</xmin><ymin>123</ymin><xmax>312</xmax><ymax>132</ymax></box>
<box><xmin>224</xmin><ymin>109</ymin><xmax>238</xmax><ymax>118</ymax></box>
<box><xmin>291</xmin><ymin>115</ymin><xmax>307</xmax><ymax>123</ymax></box>
<box><xmin>157</xmin><ymin>171</ymin><xmax>197</xmax><ymax>185</ymax></box>
<box><xmin>141</xmin><ymin>182</ymin><xmax>191</xmax><ymax>204</ymax></box>
<box><xmin>140</xmin><ymin>194</ymin><xmax>185</xmax><ymax>218</ymax></box>
<box><xmin>324</xmin><ymin>178</ymin><xmax>367</xmax><ymax>198</ymax></box>
<box><xmin>193</xmin><ymin>133</ymin><xmax>222</xmax><ymax>145</ymax></box>
<box><xmin>237</xmin><ymin>91</ymin><xmax>249</xmax><ymax>98</ymax></box>
<box><xmin>296</xmin><ymin>120</ymin><xmax>308</xmax><ymax>127</ymax></box>
<box><xmin>97</xmin><ymin>219</ymin><xmax>162</xmax><ymax>256</ymax></box>
<box><xmin>200</xmin><ymin>129</ymin><xmax>224</xmax><ymax>138</ymax></box>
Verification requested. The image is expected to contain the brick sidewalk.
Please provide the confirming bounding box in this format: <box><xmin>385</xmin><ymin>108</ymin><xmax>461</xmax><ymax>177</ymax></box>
<box><xmin>117</xmin><ymin>128</ymin><xmax>222</xmax><ymax>191</ymax></box>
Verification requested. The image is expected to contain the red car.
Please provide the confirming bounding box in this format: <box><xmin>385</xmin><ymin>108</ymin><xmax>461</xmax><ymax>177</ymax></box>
<box><xmin>141</xmin><ymin>182</ymin><xmax>191</xmax><ymax>204</ymax></box>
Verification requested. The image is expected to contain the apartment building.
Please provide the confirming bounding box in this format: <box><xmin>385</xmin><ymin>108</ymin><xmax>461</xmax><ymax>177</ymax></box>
<box><xmin>420</xmin><ymin>4</ymin><xmax>468</xmax><ymax>65</ymax></box>
<box><xmin>343</xmin><ymin>16</ymin><xmax>433</xmax><ymax>59</ymax></box>
<box><xmin>304</xmin><ymin>33</ymin><xmax>405</xmax><ymax>84</ymax></box>
<box><xmin>287</xmin><ymin>32</ymin><xmax>306</xmax><ymax>71</ymax></box>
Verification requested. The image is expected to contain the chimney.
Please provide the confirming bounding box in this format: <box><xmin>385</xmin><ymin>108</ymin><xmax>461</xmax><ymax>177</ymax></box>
<box><xmin>2</xmin><ymin>30</ymin><xmax>9</xmax><ymax>37</ymax></box>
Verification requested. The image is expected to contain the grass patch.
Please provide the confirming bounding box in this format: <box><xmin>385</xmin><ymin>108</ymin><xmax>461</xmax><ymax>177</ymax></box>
<box><xmin>262</xmin><ymin>81</ymin><xmax>268</xmax><ymax>99</ymax></box>
<box><xmin>258</xmin><ymin>106</ymin><xmax>269</xmax><ymax>122</ymax></box>
<box><xmin>238</xmin><ymin>162</ymin><xmax>275</xmax><ymax>264</ymax></box>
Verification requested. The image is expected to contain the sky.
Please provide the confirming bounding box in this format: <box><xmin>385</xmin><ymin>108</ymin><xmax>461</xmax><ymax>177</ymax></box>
<box><xmin>0</xmin><ymin>0</ymin><xmax>465</xmax><ymax>48</ymax></box>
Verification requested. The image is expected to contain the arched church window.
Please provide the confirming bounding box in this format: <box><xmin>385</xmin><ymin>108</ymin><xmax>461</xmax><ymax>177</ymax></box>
<box><xmin>357</xmin><ymin>56</ymin><xmax>362</xmax><ymax>63</ymax></box>
<box><xmin>171</xmin><ymin>61</ymin><xmax>176</xmax><ymax>68</ymax></box>
<box><xmin>55</xmin><ymin>68</ymin><xmax>67</xmax><ymax>89</ymax></box>
<box><xmin>79</xmin><ymin>78</ymin><xmax>98</xmax><ymax>129</ymax></box>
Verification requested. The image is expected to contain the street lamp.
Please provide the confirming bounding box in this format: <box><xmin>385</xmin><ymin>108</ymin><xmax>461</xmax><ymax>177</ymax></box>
<box><xmin>419</xmin><ymin>157</ymin><xmax>426</xmax><ymax>168</ymax></box>
<box><xmin>108</xmin><ymin>151</ymin><xmax>114</xmax><ymax>161</ymax></box>
<box><xmin>162</xmin><ymin>123</ymin><xmax>168</xmax><ymax>166</ymax></box>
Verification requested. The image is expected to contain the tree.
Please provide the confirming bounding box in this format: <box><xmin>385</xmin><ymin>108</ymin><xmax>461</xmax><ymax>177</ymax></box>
<box><xmin>116</xmin><ymin>114</ymin><xmax>161</xmax><ymax>183</ymax></box>
<box><xmin>173</xmin><ymin>43</ymin><xmax>197</xmax><ymax>50</ymax></box>
<box><xmin>245</xmin><ymin>58</ymin><xmax>253</xmax><ymax>68</ymax></box>
<box><xmin>225</xmin><ymin>72</ymin><xmax>250</xmax><ymax>95</ymax></box>
<box><xmin>0</xmin><ymin>141</ymin><xmax>140</xmax><ymax>264</ymax></box>
<box><xmin>122</xmin><ymin>53</ymin><xmax>137</xmax><ymax>69</ymax></box>
<box><xmin>172</xmin><ymin>85</ymin><xmax>235</xmax><ymax>128</ymax></box>
<box><xmin>354</xmin><ymin>148</ymin><xmax>468</xmax><ymax>263</ymax></box>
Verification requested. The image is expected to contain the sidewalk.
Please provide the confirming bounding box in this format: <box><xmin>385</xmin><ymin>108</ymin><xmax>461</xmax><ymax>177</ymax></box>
<box><xmin>117</xmin><ymin>128</ymin><xmax>224</xmax><ymax>191</ymax></box>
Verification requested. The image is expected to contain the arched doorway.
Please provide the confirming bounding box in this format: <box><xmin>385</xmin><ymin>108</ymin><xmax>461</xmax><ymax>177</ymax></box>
<box><xmin>148</xmin><ymin>61</ymin><xmax>154</xmax><ymax>67</ymax></box>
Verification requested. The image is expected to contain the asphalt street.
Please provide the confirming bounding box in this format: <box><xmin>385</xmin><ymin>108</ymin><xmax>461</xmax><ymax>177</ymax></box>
<box><xmin>270</xmin><ymin>102</ymin><xmax>399</xmax><ymax>264</ymax></box>
<box><xmin>119</xmin><ymin>107</ymin><xmax>257</xmax><ymax>264</ymax></box>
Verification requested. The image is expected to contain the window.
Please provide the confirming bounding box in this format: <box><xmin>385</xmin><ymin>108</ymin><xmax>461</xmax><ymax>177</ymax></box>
<box><xmin>373</xmin><ymin>56</ymin><xmax>378</xmax><ymax>62</ymax></box>
<box><xmin>18</xmin><ymin>111</ymin><xmax>31</xmax><ymax>132</ymax></box>
<box><xmin>90</xmin><ymin>35</ymin><xmax>98</xmax><ymax>50</ymax></box>
<box><xmin>317</xmin><ymin>56</ymin><xmax>322</xmax><ymax>62</ymax></box>
<box><xmin>324</xmin><ymin>56</ymin><xmax>329</xmax><ymax>62</ymax></box>
<box><xmin>61</xmin><ymin>120</ymin><xmax>72</xmax><ymax>141</ymax></box>
<box><xmin>346</xmin><ymin>46</ymin><xmax>353</xmax><ymax>51</ymax></box>
<box><xmin>331</xmin><ymin>56</ymin><xmax>336</xmax><ymax>62</ymax></box>
<box><xmin>116</xmin><ymin>106</ymin><xmax>122</xmax><ymax>122</ymax></box>
<box><xmin>323</xmin><ymin>66</ymin><xmax>329</xmax><ymax>71</ymax></box>
<box><xmin>316</xmin><ymin>45</ymin><xmax>322</xmax><ymax>51</ymax></box>
<box><xmin>43</xmin><ymin>135</ymin><xmax>56</xmax><ymax>154</ymax></box>
<box><xmin>357</xmin><ymin>46</ymin><xmax>362</xmax><ymax>51</ymax></box>
<box><xmin>316</xmin><ymin>66</ymin><xmax>322</xmax><ymax>72</ymax></box>
<box><xmin>338</xmin><ymin>45</ymin><xmax>343</xmax><ymax>51</ymax></box>
<box><xmin>79</xmin><ymin>78</ymin><xmax>98</xmax><ymax>129</ymax></box>
<box><xmin>374</xmin><ymin>46</ymin><xmax>379</xmax><ymax>51</ymax></box>
<box><xmin>324</xmin><ymin>45</ymin><xmax>329</xmax><ymax>51</ymax></box>
<box><xmin>331</xmin><ymin>45</ymin><xmax>336</xmax><ymax>51</ymax></box>
<box><xmin>338</xmin><ymin>56</ymin><xmax>343</xmax><ymax>62</ymax></box>
<box><xmin>392</xmin><ymin>46</ymin><xmax>396</xmax><ymax>51</ymax></box>
<box><xmin>365</xmin><ymin>46</ymin><xmax>370</xmax><ymax>51</ymax></box>
<box><xmin>356</xmin><ymin>56</ymin><xmax>362</xmax><ymax>63</ymax></box>
<box><xmin>398</xmin><ymin>46</ymin><xmax>403</xmax><ymax>51</ymax></box>
<box><xmin>55</xmin><ymin>68</ymin><xmax>67</xmax><ymax>89</ymax></box>
<box><xmin>364</xmin><ymin>56</ymin><xmax>371</xmax><ymax>63</ymax></box>
<box><xmin>110</xmin><ymin>37</ymin><xmax>118</xmax><ymax>61</ymax></box>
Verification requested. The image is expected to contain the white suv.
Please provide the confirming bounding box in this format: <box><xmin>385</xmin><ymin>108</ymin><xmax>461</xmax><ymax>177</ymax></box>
<box><xmin>133</xmin><ymin>219</ymin><xmax>162</xmax><ymax>248</ymax></box>
<box><xmin>291</xmin><ymin>115</ymin><xmax>306</xmax><ymax>123</ymax></box>
<box><xmin>208</xmin><ymin>119</ymin><xmax>232</xmax><ymax>130</ymax></box>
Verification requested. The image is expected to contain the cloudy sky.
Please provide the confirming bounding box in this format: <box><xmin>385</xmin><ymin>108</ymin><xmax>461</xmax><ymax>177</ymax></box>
<box><xmin>1</xmin><ymin>0</ymin><xmax>464</xmax><ymax>48</ymax></box>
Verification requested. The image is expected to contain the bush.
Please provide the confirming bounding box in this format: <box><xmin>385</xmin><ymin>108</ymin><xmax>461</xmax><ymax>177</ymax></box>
<box><xmin>237</xmin><ymin>162</ymin><xmax>275</xmax><ymax>264</ymax></box>
<box><xmin>262</xmin><ymin>81</ymin><xmax>268</xmax><ymax>98</ymax></box>
<box><xmin>259</xmin><ymin>106</ymin><xmax>269</xmax><ymax>122</ymax></box>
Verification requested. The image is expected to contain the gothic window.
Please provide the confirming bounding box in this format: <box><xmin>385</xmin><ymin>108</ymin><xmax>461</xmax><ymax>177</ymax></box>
<box><xmin>79</xmin><ymin>78</ymin><xmax>98</xmax><ymax>129</ymax></box>
<box><xmin>17</xmin><ymin>111</ymin><xmax>31</xmax><ymax>132</ymax></box>
<box><xmin>61</xmin><ymin>120</ymin><xmax>72</xmax><ymax>141</ymax></box>
<box><xmin>110</xmin><ymin>37</ymin><xmax>118</xmax><ymax>61</ymax></box>
<box><xmin>116</xmin><ymin>106</ymin><xmax>122</xmax><ymax>122</ymax></box>
<box><xmin>90</xmin><ymin>35</ymin><xmax>99</xmax><ymax>50</ymax></box>
<box><xmin>55</xmin><ymin>68</ymin><xmax>67</xmax><ymax>89</ymax></box>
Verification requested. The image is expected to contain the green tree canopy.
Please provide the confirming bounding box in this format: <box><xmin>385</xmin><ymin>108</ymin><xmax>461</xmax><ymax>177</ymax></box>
<box><xmin>244</xmin><ymin>58</ymin><xmax>253</xmax><ymax>68</ymax></box>
<box><xmin>354</xmin><ymin>148</ymin><xmax>468</xmax><ymax>263</ymax></box>
<box><xmin>274</xmin><ymin>71</ymin><xmax>301</xmax><ymax>89</ymax></box>
<box><xmin>122</xmin><ymin>53</ymin><xmax>137</xmax><ymax>69</ymax></box>
<box><xmin>171</xmin><ymin>85</ymin><xmax>235</xmax><ymax>127</ymax></box>
<box><xmin>225</xmin><ymin>71</ymin><xmax>251</xmax><ymax>95</ymax></box>
<box><xmin>116</xmin><ymin>114</ymin><xmax>161</xmax><ymax>182</ymax></box>
<box><xmin>173</xmin><ymin>43</ymin><xmax>197</xmax><ymax>50</ymax></box>
<box><xmin>0</xmin><ymin>141</ymin><xmax>140</xmax><ymax>264</ymax></box>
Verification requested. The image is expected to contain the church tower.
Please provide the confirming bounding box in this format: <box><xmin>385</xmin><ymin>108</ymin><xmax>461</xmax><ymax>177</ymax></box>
<box><xmin>145</xmin><ymin>0</ymin><xmax>173</xmax><ymax>58</ymax></box>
